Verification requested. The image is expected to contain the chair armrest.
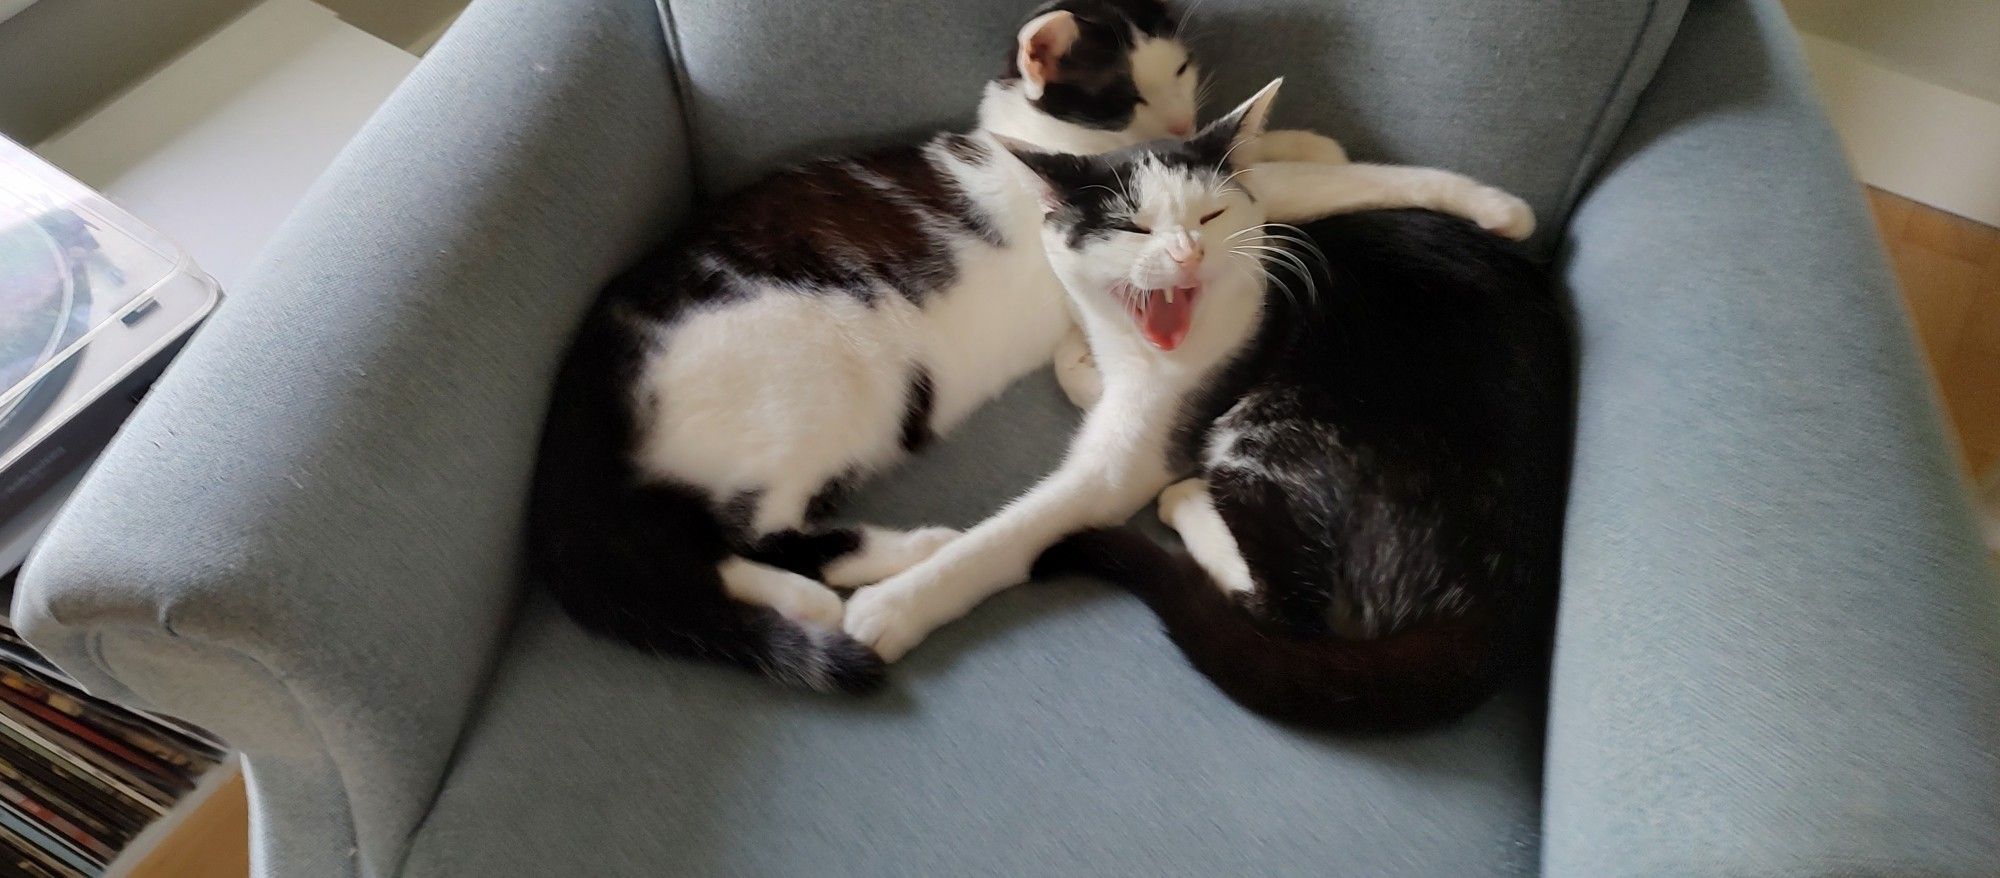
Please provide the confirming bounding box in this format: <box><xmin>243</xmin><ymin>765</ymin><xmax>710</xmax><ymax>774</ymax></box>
<box><xmin>1541</xmin><ymin>2</ymin><xmax>2000</xmax><ymax>876</ymax></box>
<box><xmin>12</xmin><ymin>0</ymin><xmax>689</xmax><ymax>872</ymax></box>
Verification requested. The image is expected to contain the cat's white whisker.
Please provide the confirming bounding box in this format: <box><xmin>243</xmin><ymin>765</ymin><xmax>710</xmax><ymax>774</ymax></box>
<box><xmin>1214</xmin><ymin>137</ymin><xmax>1255</xmax><ymax>176</ymax></box>
<box><xmin>1229</xmin><ymin>243</ymin><xmax>1319</xmax><ymax>307</ymax></box>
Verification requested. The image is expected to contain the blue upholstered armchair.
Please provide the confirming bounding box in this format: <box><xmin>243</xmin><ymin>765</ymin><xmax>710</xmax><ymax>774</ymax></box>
<box><xmin>17</xmin><ymin>0</ymin><xmax>1999</xmax><ymax>875</ymax></box>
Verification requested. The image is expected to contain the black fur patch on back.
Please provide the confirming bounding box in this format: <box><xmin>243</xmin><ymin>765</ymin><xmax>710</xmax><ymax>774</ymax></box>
<box><xmin>899</xmin><ymin>367</ymin><xmax>936</xmax><ymax>452</ymax></box>
<box><xmin>648</xmin><ymin>139</ymin><xmax>1001</xmax><ymax>310</ymax></box>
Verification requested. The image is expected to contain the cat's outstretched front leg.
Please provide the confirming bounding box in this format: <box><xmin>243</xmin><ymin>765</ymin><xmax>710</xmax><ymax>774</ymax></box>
<box><xmin>844</xmin><ymin>384</ymin><xmax>1180</xmax><ymax>660</ymax></box>
<box><xmin>1247</xmin><ymin>162</ymin><xmax>1535</xmax><ymax>240</ymax></box>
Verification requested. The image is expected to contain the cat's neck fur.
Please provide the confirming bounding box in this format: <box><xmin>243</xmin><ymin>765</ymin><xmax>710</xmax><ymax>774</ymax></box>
<box><xmin>976</xmin><ymin>81</ymin><xmax>1138</xmax><ymax>155</ymax></box>
<box><xmin>1077</xmin><ymin>271</ymin><xmax>1266</xmax><ymax>388</ymax></box>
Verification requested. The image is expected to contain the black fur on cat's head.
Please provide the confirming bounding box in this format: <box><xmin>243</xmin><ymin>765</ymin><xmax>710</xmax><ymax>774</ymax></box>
<box><xmin>1000</xmin><ymin>80</ymin><xmax>1281</xmax><ymax>352</ymax></box>
<box><xmin>1003</xmin><ymin>80</ymin><xmax>1274</xmax><ymax>247</ymax></box>
<box><xmin>1004</xmin><ymin>0</ymin><xmax>1200</xmax><ymax>138</ymax></box>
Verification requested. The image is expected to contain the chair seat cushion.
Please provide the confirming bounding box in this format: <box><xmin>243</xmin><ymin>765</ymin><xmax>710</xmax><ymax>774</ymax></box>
<box><xmin>399</xmin><ymin>374</ymin><xmax>1546</xmax><ymax>877</ymax></box>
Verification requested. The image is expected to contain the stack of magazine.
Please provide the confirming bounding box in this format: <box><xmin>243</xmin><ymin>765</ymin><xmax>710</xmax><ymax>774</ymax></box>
<box><xmin>0</xmin><ymin>616</ymin><xmax>223</xmax><ymax>877</ymax></box>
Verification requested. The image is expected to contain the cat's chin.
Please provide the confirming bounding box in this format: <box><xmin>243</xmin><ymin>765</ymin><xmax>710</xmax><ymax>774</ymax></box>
<box><xmin>1117</xmin><ymin>281</ymin><xmax>1202</xmax><ymax>351</ymax></box>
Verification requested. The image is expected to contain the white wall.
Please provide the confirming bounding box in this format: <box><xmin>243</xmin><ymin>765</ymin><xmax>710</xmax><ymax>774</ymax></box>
<box><xmin>315</xmin><ymin>0</ymin><xmax>465</xmax><ymax>51</ymax></box>
<box><xmin>1784</xmin><ymin>0</ymin><xmax>2000</xmax><ymax>105</ymax></box>
<box><xmin>38</xmin><ymin>0</ymin><xmax>416</xmax><ymax>287</ymax></box>
<box><xmin>0</xmin><ymin>0</ymin><xmax>37</xmax><ymax>26</ymax></box>
<box><xmin>1784</xmin><ymin>0</ymin><xmax>2000</xmax><ymax>226</ymax></box>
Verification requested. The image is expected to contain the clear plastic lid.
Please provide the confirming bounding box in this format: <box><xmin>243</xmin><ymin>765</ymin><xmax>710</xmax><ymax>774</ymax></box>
<box><xmin>1</xmin><ymin>138</ymin><xmax>219</xmax><ymax>474</ymax></box>
<box><xmin>1</xmin><ymin>138</ymin><xmax>189</xmax><ymax>403</ymax></box>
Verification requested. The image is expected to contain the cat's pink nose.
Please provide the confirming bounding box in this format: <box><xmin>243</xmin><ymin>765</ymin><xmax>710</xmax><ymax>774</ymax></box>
<box><xmin>1168</xmin><ymin>120</ymin><xmax>1194</xmax><ymax>138</ymax></box>
<box><xmin>1167</xmin><ymin>236</ymin><xmax>1204</xmax><ymax>266</ymax></box>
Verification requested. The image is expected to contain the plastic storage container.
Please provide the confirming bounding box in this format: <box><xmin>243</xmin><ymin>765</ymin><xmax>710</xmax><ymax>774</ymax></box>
<box><xmin>0</xmin><ymin>136</ymin><xmax>220</xmax><ymax>572</ymax></box>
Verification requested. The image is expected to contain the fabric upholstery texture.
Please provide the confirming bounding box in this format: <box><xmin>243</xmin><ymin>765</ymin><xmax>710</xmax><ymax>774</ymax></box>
<box><xmin>401</xmin><ymin>377</ymin><xmax>1551</xmax><ymax>878</ymax></box>
<box><xmin>12</xmin><ymin>0</ymin><xmax>1997</xmax><ymax>876</ymax></box>
<box><xmin>1541</xmin><ymin>1</ymin><xmax>2000</xmax><ymax>875</ymax></box>
<box><xmin>13</xmin><ymin>0</ymin><xmax>689</xmax><ymax>874</ymax></box>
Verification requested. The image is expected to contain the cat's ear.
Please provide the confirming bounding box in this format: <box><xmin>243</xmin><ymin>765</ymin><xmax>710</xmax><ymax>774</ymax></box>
<box><xmin>1189</xmin><ymin>78</ymin><xmax>1283</xmax><ymax>165</ymax></box>
<box><xmin>994</xmin><ymin>134</ymin><xmax>1091</xmax><ymax>213</ymax></box>
<box><xmin>1015</xmin><ymin>10</ymin><xmax>1081</xmax><ymax>101</ymax></box>
<box><xmin>993</xmin><ymin>134</ymin><xmax>1066</xmax><ymax>211</ymax></box>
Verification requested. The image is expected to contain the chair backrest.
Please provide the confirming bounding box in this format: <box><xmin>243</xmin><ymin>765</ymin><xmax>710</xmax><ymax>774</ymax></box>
<box><xmin>661</xmin><ymin>0</ymin><xmax>1688</xmax><ymax>234</ymax></box>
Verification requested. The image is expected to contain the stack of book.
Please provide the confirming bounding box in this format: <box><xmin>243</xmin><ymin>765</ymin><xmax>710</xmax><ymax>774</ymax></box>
<box><xmin>0</xmin><ymin>622</ymin><xmax>223</xmax><ymax>877</ymax></box>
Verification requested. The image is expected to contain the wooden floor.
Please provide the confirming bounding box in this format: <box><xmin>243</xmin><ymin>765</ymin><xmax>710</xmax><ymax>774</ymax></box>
<box><xmin>129</xmin><ymin>769</ymin><xmax>249</xmax><ymax>878</ymax></box>
<box><xmin>1867</xmin><ymin>188</ymin><xmax>2000</xmax><ymax>479</ymax></box>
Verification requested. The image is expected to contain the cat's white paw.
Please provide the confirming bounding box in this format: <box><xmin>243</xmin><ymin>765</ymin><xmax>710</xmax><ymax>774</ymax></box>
<box><xmin>822</xmin><ymin>526</ymin><xmax>960</xmax><ymax>588</ymax></box>
<box><xmin>1467</xmin><ymin>187</ymin><xmax>1536</xmax><ymax>240</ymax></box>
<box><xmin>902</xmin><ymin>526</ymin><xmax>959</xmax><ymax>560</ymax></box>
<box><xmin>779</xmin><ymin>582</ymin><xmax>846</xmax><ymax>631</ymax></box>
<box><xmin>1155</xmin><ymin>477</ymin><xmax>1207</xmax><ymax>527</ymax></box>
<box><xmin>842</xmin><ymin>581</ymin><xmax>939</xmax><ymax>662</ymax></box>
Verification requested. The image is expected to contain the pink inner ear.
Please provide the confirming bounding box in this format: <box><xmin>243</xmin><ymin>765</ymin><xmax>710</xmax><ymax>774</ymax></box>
<box><xmin>1017</xmin><ymin>12</ymin><xmax>1080</xmax><ymax>97</ymax></box>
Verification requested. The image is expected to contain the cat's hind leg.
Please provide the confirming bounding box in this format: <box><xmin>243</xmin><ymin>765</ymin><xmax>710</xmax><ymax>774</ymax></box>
<box><xmin>1156</xmin><ymin>478</ymin><xmax>1257</xmax><ymax>595</ymax></box>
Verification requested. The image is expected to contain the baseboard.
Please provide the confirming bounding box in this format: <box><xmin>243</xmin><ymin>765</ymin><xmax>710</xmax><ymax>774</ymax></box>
<box><xmin>1798</xmin><ymin>33</ymin><xmax>2000</xmax><ymax>229</ymax></box>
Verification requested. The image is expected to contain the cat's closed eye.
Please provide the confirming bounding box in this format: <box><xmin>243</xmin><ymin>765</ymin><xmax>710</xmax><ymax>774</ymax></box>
<box><xmin>1114</xmin><ymin>219</ymin><xmax>1152</xmax><ymax>234</ymax></box>
<box><xmin>1176</xmin><ymin>61</ymin><xmax>1190</xmax><ymax>77</ymax></box>
<box><xmin>1199</xmin><ymin>207</ymin><xmax>1225</xmax><ymax>224</ymax></box>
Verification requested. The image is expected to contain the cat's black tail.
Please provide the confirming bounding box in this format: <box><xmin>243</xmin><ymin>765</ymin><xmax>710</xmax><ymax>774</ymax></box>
<box><xmin>1033</xmin><ymin>528</ymin><xmax>1507</xmax><ymax>730</ymax></box>
<box><xmin>552</xmin><ymin>576</ymin><xmax>885</xmax><ymax>695</ymax></box>
<box><xmin>530</xmin><ymin>491</ymin><xmax>884</xmax><ymax>695</ymax></box>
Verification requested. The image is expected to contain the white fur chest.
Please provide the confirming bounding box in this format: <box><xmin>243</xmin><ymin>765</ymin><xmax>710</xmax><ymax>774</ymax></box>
<box><xmin>916</xmin><ymin>201</ymin><xmax>1071</xmax><ymax>431</ymax></box>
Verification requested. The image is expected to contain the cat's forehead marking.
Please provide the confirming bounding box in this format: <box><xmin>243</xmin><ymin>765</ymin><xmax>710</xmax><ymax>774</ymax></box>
<box><xmin>1129</xmin><ymin>35</ymin><xmax>1189</xmax><ymax>77</ymax></box>
<box><xmin>1124</xmin><ymin>155</ymin><xmax>1224</xmax><ymax>219</ymax></box>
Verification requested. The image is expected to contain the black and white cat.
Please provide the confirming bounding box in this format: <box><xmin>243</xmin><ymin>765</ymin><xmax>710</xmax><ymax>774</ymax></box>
<box><xmin>1033</xmin><ymin>205</ymin><xmax>1572</xmax><ymax>730</ymax></box>
<box><xmin>530</xmin><ymin>1</ymin><xmax>1534</xmax><ymax>691</ymax></box>
<box><xmin>835</xmin><ymin>80</ymin><xmax>1550</xmax><ymax>675</ymax></box>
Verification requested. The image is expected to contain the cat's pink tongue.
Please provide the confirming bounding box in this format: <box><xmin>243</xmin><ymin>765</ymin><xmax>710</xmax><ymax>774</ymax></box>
<box><xmin>1136</xmin><ymin>286</ymin><xmax>1199</xmax><ymax>351</ymax></box>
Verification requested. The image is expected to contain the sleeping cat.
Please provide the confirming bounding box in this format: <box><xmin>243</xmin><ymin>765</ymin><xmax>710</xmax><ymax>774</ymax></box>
<box><xmin>529</xmin><ymin>1</ymin><xmax>1533</xmax><ymax>692</ymax></box>
<box><xmin>1034</xmin><ymin>207</ymin><xmax>1571</xmax><ymax>730</ymax></box>
<box><xmin>836</xmin><ymin>80</ymin><xmax>1552</xmax><ymax>677</ymax></box>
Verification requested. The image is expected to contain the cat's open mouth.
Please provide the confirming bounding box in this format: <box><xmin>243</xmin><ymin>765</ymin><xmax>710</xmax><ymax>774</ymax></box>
<box><xmin>1123</xmin><ymin>283</ymin><xmax>1201</xmax><ymax>351</ymax></box>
